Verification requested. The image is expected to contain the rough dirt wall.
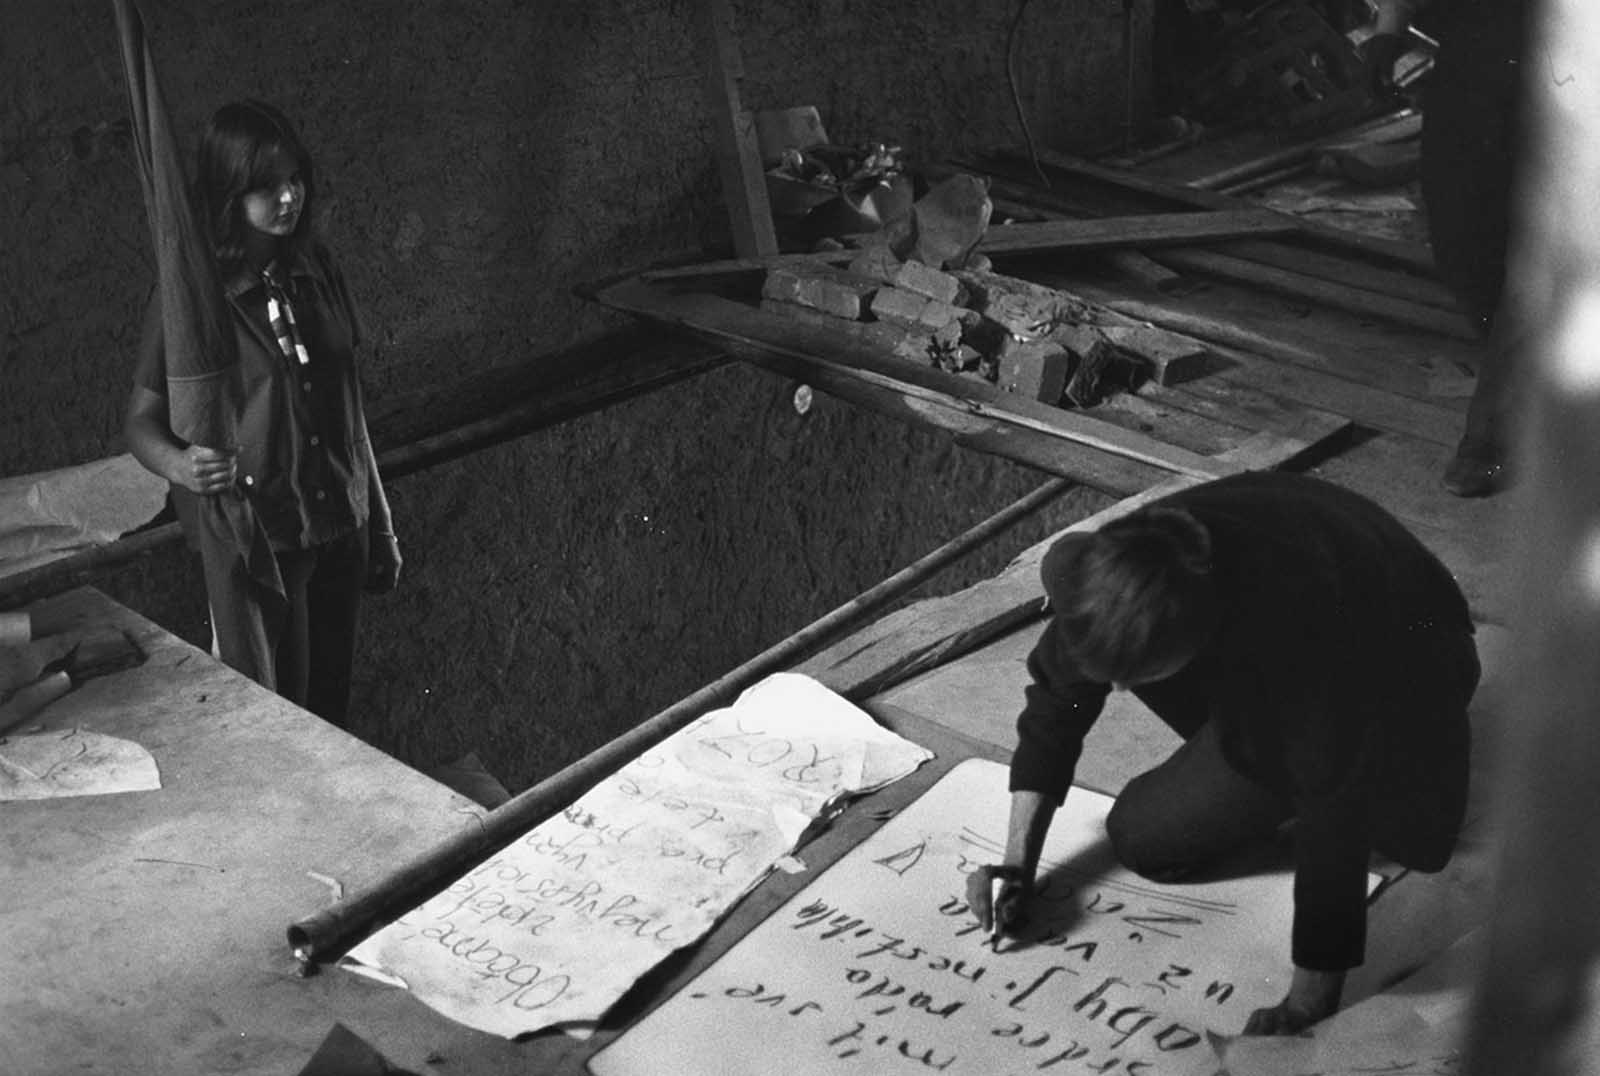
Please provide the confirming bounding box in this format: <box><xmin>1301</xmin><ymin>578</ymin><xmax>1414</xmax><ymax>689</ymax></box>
<box><xmin>2</xmin><ymin>0</ymin><xmax>1129</xmax><ymax>790</ymax></box>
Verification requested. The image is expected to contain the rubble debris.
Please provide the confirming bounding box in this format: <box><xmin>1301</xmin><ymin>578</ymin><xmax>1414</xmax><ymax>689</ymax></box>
<box><xmin>869</xmin><ymin>287</ymin><xmax>964</xmax><ymax>335</ymax></box>
<box><xmin>890</xmin><ymin>260</ymin><xmax>964</xmax><ymax>305</ymax></box>
<box><xmin>1179</xmin><ymin>0</ymin><xmax>1372</xmax><ymax>131</ymax></box>
<box><xmin>761</xmin><ymin>265</ymin><xmax>878</xmax><ymax>320</ymax></box>
<box><xmin>758</xmin><ymin>298</ymin><xmax>903</xmax><ymax>352</ymax></box>
<box><xmin>759</xmin><ymin>250</ymin><xmax>1205</xmax><ymax>410</ymax></box>
<box><xmin>954</xmin><ymin>269</ymin><xmax>1093</xmax><ymax>340</ymax></box>
<box><xmin>760</xmin><ymin>114</ymin><xmax>914</xmax><ymax>240</ymax></box>
<box><xmin>997</xmin><ymin>339</ymin><xmax>1072</xmax><ymax>403</ymax></box>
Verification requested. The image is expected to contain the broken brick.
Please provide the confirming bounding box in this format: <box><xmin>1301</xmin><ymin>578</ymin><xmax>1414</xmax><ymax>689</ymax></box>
<box><xmin>892</xmin><ymin>334</ymin><xmax>935</xmax><ymax>365</ymax></box>
<box><xmin>1063</xmin><ymin>345</ymin><xmax>1115</xmax><ymax>407</ymax></box>
<box><xmin>1048</xmin><ymin>322</ymin><xmax>1111</xmax><ymax>358</ymax></box>
<box><xmin>869</xmin><ymin>287</ymin><xmax>964</xmax><ymax>334</ymax></box>
<box><xmin>997</xmin><ymin>339</ymin><xmax>1073</xmax><ymax>404</ymax></box>
<box><xmin>1099</xmin><ymin>325</ymin><xmax>1211</xmax><ymax>385</ymax></box>
<box><xmin>955</xmin><ymin>269</ymin><xmax>1091</xmax><ymax>340</ymax></box>
<box><xmin>847</xmin><ymin>244</ymin><xmax>902</xmax><ymax>285</ymax></box>
<box><xmin>759</xmin><ymin>298</ymin><xmax>903</xmax><ymax>350</ymax></box>
<box><xmin>891</xmin><ymin>320</ymin><xmax>965</xmax><ymax>369</ymax></box>
<box><xmin>761</xmin><ymin>265</ymin><xmax>879</xmax><ymax>321</ymax></box>
<box><xmin>890</xmin><ymin>260</ymin><xmax>962</xmax><ymax>305</ymax></box>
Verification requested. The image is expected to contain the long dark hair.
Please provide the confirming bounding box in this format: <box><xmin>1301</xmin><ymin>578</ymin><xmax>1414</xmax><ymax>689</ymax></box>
<box><xmin>194</xmin><ymin>100</ymin><xmax>316</xmax><ymax>273</ymax></box>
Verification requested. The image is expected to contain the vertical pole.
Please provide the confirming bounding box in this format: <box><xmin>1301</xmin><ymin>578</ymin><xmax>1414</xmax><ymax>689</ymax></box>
<box><xmin>1464</xmin><ymin>3</ymin><xmax>1600</xmax><ymax>1073</ymax></box>
<box><xmin>696</xmin><ymin>0</ymin><xmax>779</xmax><ymax>258</ymax></box>
<box><xmin>1122</xmin><ymin>0</ymin><xmax>1137</xmax><ymax>152</ymax></box>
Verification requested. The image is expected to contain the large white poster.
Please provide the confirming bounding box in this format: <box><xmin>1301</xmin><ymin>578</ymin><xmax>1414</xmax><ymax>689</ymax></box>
<box><xmin>342</xmin><ymin>674</ymin><xmax>932</xmax><ymax>1038</ymax></box>
<box><xmin>592</xmin><ymin>757</ymin><xmax>1310</xmax><ymax>1076</ymax></box>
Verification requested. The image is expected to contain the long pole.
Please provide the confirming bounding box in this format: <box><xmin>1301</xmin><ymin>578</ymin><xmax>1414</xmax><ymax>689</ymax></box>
<box><xmin>286</xmin><ymin>475</ymin><xmax>1076</xmax><ymax>965</ymax></box>
<box><xmin>0</xmin><ymin>347</ymin><xmax>723</xmax><ymax>611</ymax></box>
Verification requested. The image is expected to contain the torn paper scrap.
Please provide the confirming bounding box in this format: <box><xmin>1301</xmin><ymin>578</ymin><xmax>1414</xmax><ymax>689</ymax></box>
<box><xmin>342</xmin><ymin>672</ymin><xmax>933</xmax><ymax>1039</ymax></box>
<box><xmin>0</xmin><ymin>728</ymin><xmax>161</xmax><ymax>801</ymax></box>
<box><xmin>0</xmin><ymin>454</ymin><xmax>169</xmax><ymax>579</ymax></box>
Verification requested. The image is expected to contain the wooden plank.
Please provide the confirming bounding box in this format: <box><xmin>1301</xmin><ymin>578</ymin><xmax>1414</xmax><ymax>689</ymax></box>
<box><xmin>797</xmin><ymin>417</ymin><xmax>1349</xmax><ymax>701</ymax></box>
<box><xmin>969</xmin><ymin>148</ymin><xmax>1439</xmax><ymax>274</ymax></box>
<box><xmin>731</xmin><ymin>343</ymin><xmax>1170</xmax><ymax>497</ymax></box>
<box><xmin>987</xmin><ymin>171</ymin><xmax>1452</xmax><ymax>313</ymax></box>
<box><xmin>1137</xmin><ymin>372</ymin><xmax>1353</xmax><ymax>446</ymax></box>
<box><xmin>1185</xmin><ymin>109</ymin><xmax>1422</xmax><ymax>191</ymax></box>
<box><xmin>1144</xmin><ymin>247</ymin><xmax>1478</xmax><ymax>339</ymax></box>
<box><xmin>1081</xmin><ymin>297</ymin><xmax>1465</xmax><ymax>446</ymax></box>
<box><xmin>592</xmin><ymin>277</ymin><xmax>1245</xmax><ymax>482</ymax></box>
<box><xmin>986</xmin><ymin>193</ymin><xmax>1196</xmax><ymax>294</ymax></box>
<box><xmin>695</xmin><ymin>0</ymin><xmax>777</xmax><ymax>257</ymax></box>
<box><xmin>637</xmin><ymin>210</ymin><xmax>1296</xmax><ymax>285</ymax></box>
<box><xmin>1090</xmin><ymin>390</ymin><xmax>1255</xmax><ymax>457</ymax></box>
<box><xmin>1052</xmin><ymin>284</ymin><xmax>1473</xmax><ymax>441</ymax></box>
<box><xmin>1214</xmin><ymin>238</ymin><xmax>1460</xmax><ymax>311</ymax></box>
<box><xmin>976</xmin><ymin>209</ymin><xmax>1299</xmax><ymax>254</ymax></box>
<box><xmin>1101</xmin><ymin>248</ymin><xmax>1193</xmax><ymax>293</ymax></box>
<box><xmin>640</xmin><ymin>249</ymin><xmax>850</xmax><ymax>283</ymax></box>
<box><xmin>1206</xmin><ymin>349</ymin><xmax>1464</xmax><ymax>448</ymax></box>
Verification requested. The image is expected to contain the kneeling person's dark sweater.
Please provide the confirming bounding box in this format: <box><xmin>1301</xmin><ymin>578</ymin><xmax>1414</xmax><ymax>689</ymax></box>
<box><xmin>1012</xmin><ymin>471</ymin><xmax>1478</xmax><ymax>971</ymax></box>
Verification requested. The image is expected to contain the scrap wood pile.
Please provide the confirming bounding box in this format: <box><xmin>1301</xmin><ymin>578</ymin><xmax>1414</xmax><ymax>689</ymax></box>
<box><xmin>757</xmin><ymin>175</ymin><xmax>1208</xmax><ymax>412</ymax></box>
<box><xmin>1102</xmin><ymin>0</ymin><xmax>1437</xmax><ymax>196</ymax></box>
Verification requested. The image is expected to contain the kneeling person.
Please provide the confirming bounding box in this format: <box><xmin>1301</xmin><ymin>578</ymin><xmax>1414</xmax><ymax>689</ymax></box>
<box><xmin>968</xmin><ymin>471</ymin><xmax>1478</xmax><ymax>1035</ymax></box>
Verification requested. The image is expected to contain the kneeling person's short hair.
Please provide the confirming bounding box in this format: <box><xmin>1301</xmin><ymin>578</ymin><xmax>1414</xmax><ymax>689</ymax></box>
<box><xmin>1041</xmin><ymin>507</ymin><xmax>1218</xmax><ymax>684</ymax></box>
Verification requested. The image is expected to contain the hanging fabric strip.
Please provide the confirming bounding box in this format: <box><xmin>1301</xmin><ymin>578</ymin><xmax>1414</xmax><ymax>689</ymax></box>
<box><xmin>109</xmin><ymin>0</ymin><xmax>240</xmax><ymax>450</ymax></box>
<box><xmin>111</xmin><ymin>0</ymin><xmax>284</xmax><ymax>606</ymax></box>
<box><xmin>262</xmin><ymin>269</ymin><xmax>312</xmax><ymax>366</ymax></box>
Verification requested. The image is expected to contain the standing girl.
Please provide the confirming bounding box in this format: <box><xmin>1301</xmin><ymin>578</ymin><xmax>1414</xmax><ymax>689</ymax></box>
<box><xmin>125</xmin><ymin>100</ymin><xmax>400</xmax><ymax>725</ymax></box>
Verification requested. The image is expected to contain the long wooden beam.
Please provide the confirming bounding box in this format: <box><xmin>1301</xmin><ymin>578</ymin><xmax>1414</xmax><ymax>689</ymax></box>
<box><xmin>594</xmin><ymin>277</ymin><xmax>1242</xmax><ymax>482</ymax></box>
<box><xmin>727</xmin><ymin>343</ymin><xmax>1171</xmax><ymax>497</ymax></box>
<box><xmin>1144</xmin><ymin>247</ymin><xmax>1477</xmax><ymax>339</ymax></box>
<box><xmin>694</xmin><ymin>0</ymin><xmax>776</xmax><ymax>257</ymax></box>
<box><xmin>1185</xmin><ymin>108</ymin><xmax>1423</xmax><ymax>191</ymax></box>
<box><xmin>1047</xmin><ymin>286</ymin><xmax>1468</xmax><ymax>447</ymax></box>
<box><xmin>978</xmin><ymin>179</ymin><xmax>1463</xmax><ymax>332</ymax></box>
<box><xmin>638</xmin><ymin>210</ymin><xmax>1303</xmax><ymax>284</ymax></box>
<box><xmin>970</xmin><ymin>148</ymin><xmax>1438</xmax><ymax>274</ymax></box>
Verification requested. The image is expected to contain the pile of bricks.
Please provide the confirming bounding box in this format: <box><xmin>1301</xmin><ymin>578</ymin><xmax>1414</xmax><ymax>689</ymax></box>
<box><xmin>760</xmin><ymin>253</ymin><xmax>1205</xmax><ymax>408</ymax></box>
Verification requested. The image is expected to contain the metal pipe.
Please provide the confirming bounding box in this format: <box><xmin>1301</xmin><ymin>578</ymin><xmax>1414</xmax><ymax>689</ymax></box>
<box><xmin>286</xmin><ymin>474</ymin><xmax>1078</xmax><ymax>966</ymax></box>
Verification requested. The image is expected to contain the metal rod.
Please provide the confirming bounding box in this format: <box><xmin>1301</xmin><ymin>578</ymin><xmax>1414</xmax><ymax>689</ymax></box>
<box><xmin>286</xmin><ymin>474</ymin><xmax>1078</xmax><ymax>965</ymax></box>
<box><xmin>0</xmin><ymin>351</ymin><xmax>723</xmax><ymax>610</ymax></box>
